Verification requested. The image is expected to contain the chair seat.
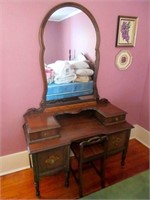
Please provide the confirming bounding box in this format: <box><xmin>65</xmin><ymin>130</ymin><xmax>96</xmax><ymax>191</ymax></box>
<box><xmin>71</xmin><ymin>142</ymin><xmax>104</xmax><ymax>159</ymax></box>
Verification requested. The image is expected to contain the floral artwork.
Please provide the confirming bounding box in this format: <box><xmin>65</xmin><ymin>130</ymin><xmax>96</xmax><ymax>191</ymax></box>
<box><xmin>116</xmin><ymin>16</ymin><xmax>138</xmax><ymax>47</ymax></box>
<box><xmin>121</xmin><ymin>21</ymin><xmax>130</xmax><ymax>42</ymax></box>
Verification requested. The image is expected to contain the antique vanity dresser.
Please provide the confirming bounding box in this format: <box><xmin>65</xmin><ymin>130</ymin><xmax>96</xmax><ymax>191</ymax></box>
<box><xmin>23</xmin><ymin>2</ymin><xmax>133</xmax><ymax>197</ymax></box>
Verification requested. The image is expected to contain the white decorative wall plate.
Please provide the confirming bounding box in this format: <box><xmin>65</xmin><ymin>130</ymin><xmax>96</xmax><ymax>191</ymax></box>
<box><xmin>115</xmin><ymin>50</ymin><xmax>132</xmax><ymax>70</ymax></box>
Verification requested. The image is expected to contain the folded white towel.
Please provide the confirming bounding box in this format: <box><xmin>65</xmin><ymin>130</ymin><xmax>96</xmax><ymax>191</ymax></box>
<box><xmin>54</xmin><ymin>73</ymin><xmax>77</xmax><ymax>84</ymax></box>
<box><xmin>49</xmin><ymin>60</ymin><xmax>73</xmax><ymax>77</ymax></box>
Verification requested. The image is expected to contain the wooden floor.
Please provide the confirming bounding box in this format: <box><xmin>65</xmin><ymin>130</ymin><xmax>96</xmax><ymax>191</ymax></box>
<box><xmin>1</xmin><ymin>139</ymin><xmax>149</xmax><ymax>199</ymax></box>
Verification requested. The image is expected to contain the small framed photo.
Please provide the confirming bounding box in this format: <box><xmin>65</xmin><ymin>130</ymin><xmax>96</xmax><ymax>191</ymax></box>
<box><xmin>116</xmin><ymin>16</ymin><xmax>138</xmax><ymax>47</ymax></box>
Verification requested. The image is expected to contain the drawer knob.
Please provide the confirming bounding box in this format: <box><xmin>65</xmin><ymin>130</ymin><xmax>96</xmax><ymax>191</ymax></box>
<box><xmin>115</xmin><ymin>117</ymin><xmax>119</xmax><ymax>121</ymax></box>
<box><xmin>43</xmin><ymin>132</ymin><xmax>48</xmax><ymax>137</ymax></box>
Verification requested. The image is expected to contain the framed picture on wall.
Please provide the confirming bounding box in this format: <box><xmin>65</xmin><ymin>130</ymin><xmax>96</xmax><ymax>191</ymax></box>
<box><xmin>115</xmin><ymin>50</ymin><xmax>132</xmax><ymax>70</ymax></box>
<box><xmin>116</xmin><ymin>16</ymin><xmax>138</xmax><ymax>47</ymax></box>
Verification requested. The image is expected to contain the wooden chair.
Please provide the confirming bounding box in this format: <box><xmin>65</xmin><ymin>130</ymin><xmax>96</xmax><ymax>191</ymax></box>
<box><xmin>70</xmin><ymin>135</ymin><xmax>108</xmax><ymax>197</ymax></box>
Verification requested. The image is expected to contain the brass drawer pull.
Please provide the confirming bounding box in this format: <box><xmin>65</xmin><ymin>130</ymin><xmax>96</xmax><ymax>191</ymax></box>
<box><xmin>115</xmin><ymin>117</ymin><xmax>119</xmax><ymax>121</ymax></box>
<box><xmin>43</xmin><ymin>132</ymin><xmax>48</xmax><ymax>137</ymax></box>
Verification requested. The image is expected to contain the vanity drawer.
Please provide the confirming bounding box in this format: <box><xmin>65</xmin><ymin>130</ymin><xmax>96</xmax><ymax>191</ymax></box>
<box><xmin>33</xmin><ymin>145</ymin><xmax>70</xmax><ymax>176</ymax></box>
<box><xmin>24</xmin><ymin>115</ymin><xmax>61</xmax><ymax>143</ymax></box>
<box><xmin>107</xmin><ymin>131</ymin><xmax>130</xmax><ymax>153</ymax></box>
<box><xmin>95</xmin><ymin>112</ymin><xmax>126</xmax><ymax>126</ymax></box>
<box><xmin>29</xmin><ymin>129</ymin><xmax>60</xmax><ymax>142</ymax></box>
<box><xmin>95</xmin><ymin>103</ymin><xmax>127</xmax><ymax>126</ymax></box>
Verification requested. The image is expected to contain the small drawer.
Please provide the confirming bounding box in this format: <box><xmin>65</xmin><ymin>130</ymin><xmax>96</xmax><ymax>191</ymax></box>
<box><xmin>105</xmin><ymin>115</ymin><xmax>126</xmax><ymax>125</ymax></box>
<box><xmin>33</xmin><ymin>145</ymin><xmax>70</xmax><ymax>176</ymax></box>
<box><xmin>24</xmin><ymin>115</ymin><xmax>61</xmax><ymax>143</ymax></box>
<box><xmin>29</xmin><ymin>129</ymin><xmax>60</xmax><ymax>142</ymax></box>
<box><xmin>95</xmin><ymin>111</ymin><xmax>126</xmax><ymax>126</ymax></box>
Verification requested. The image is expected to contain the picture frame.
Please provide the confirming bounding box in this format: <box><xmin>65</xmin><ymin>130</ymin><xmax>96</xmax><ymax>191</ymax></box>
<box><xmin>115</xmin><ymin>50</ymin><xmax>132</xmax><ymax>70</ymax></box>
<box><xmin>116</xmin><ymin>16</ymin><xmax>138</xmax><ymax>47</ymax></box>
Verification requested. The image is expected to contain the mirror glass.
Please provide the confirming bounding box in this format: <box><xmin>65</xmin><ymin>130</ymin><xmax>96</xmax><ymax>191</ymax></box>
<box><xmin>44</xmin><ymin>7</ymin><xmax>96</xmax><ymax>64</ymax></box>
<box><xmin>39</xmin><ymin>3</ymin><xmax>100</xmax><ymax>106</ymax></box>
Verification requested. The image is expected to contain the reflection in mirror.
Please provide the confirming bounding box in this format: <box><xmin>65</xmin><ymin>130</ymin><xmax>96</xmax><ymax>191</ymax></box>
<box><xmin>39</xmin><ymin>3</ymin><xmax>100</xmax><ymax>106</ymax></box>
<box><xmin>44</xmin><ymin>7</ymin><xmax>96</xmax><ymax>64</ymax></box>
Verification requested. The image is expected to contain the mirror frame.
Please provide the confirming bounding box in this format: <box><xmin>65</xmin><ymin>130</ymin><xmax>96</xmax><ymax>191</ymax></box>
<box><xmin>39</xmin><ymin>2</ymin><xmax>100</xmax><ymax>108</ymax></box>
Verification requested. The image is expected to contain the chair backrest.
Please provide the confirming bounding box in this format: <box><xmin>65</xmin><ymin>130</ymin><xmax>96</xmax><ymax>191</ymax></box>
<box><xmin>79</xmin><ymin>135</ymin><xmax>108</xmax><ymax>159</ymax></box>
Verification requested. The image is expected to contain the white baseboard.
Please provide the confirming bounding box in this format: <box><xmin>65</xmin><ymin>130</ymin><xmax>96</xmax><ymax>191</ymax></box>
<box><xmin>131</xmin><ymin>124</ymin><xmax>150</xmax><ymax>148</ymax></box>
<box><xmin>0</xmin><ymin>151</ymin><xmax>30</xmax><ymax>176</ymax></box>
<box><xmin>0</xmin><ymin>124</ymin><xmax>149</xmax><ymax>176</ymax></box>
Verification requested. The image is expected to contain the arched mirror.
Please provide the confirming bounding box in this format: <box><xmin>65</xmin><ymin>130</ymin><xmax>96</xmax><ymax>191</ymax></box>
<box><xmin>39</xmin><ymin>2</ymin><xmax>100</xmax><ymax>108</ymax></box>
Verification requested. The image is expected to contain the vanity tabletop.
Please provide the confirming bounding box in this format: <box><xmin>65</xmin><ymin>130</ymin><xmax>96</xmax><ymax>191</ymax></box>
<box><xmin>27</xmin><ymin>110</ymin><xmax>133</xmax><ymax>154</ymax></box>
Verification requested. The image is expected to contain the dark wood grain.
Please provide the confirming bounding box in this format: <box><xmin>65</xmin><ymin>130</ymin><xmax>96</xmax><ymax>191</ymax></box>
<box><xmin>23</xmin><ymin>103</ymin><xmax>133</xmax><ymax>197</ymax></box>
<box><xmin>27</xmin><ymin>110</ymin><xmax>133</xmax><ymax>154</ymax></box>
<box><xmin>1</xmin><ymin>139</ymin><xmax>149</xmax><ymax>199</ymax></box>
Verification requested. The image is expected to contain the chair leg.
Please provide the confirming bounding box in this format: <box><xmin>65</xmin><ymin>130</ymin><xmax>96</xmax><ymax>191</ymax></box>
<box><xmin>79</xmin><ymin>161</ymin><xmax>83</xmax><ymax>197</ymax></box>
<box><xmin>101</xmin><ymin>158</ymin><xmax>106</xmax><ymax>188</ymax></box>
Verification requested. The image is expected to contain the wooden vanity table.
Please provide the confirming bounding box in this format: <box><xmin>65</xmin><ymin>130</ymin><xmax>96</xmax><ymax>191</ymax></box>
<box><xmin>23</xmin><ymin>2</ymin><xmax>133</xmax><ymax>198</ymax></box>
<box><xmin>23</xmin><ymin>100</ymin><xmax>133</xmax><ymax>197</ymax></box>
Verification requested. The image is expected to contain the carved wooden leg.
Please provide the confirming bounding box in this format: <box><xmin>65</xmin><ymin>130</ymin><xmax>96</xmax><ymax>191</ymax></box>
<box><xmin>65</xmin><ymin>170</ymin><xmax>70</xmax><ymax>187</ymax></box>
<box><xmin>34</xmin><ymin>181</ymin><xmax>40</xmax><ymax>197</ymax></box>
<box><xmin>121</xmin><ymin>149</ymin><xmax>127</xmax><ymax>166</ymax></box>
<box><xmin>32</xmin><ymin>154</ymin><xmax>40</xmax><ymax>197</ymax></box>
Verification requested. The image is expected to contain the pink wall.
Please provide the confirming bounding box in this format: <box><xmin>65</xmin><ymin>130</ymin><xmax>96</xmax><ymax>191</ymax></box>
<box><xmin>60</xmin><ymin>12</ymin><xmax>96</xmax><ymax>61</ymax></box>
<box><xmin>44</xmin><ymin>22</ymin><xmax>62</xmax><ymax>63</ymax></box>
<box><xmin>1</xmin><ymin>0</ymin><xmax>149</xmax><ymax>156</ymax></box>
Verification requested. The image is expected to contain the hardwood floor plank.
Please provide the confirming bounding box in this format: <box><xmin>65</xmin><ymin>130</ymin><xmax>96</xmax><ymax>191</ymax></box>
<box><xmin>1</xmin><ymin>139</ymin><xmax>149</xmax><ymax>199</ymax></box>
